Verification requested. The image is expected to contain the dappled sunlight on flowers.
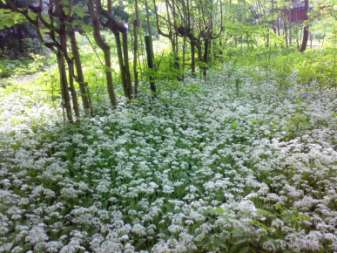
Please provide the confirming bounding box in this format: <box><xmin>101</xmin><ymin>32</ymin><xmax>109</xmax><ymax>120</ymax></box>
<box><xmin>0</xmin><ymin>66</ymin><xmax>337</xmax><ymax>252</ymax></box>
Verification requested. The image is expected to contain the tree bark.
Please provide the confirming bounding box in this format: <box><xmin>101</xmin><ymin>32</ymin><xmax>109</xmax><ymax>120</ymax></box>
<box><xmin>145</xmin><ymin>35</ymin><xmax>156</xmax><ymax>95</ymax></box>
<box><xmin>55</xmin><ymin>0</ymin><xmax>74</xmax><ymax>122</ymax></box>
<box><xmin>133</xmin><ymin>0</ymin><xmax>140</xmax><ymax>96</ymax></box>
<box><xmin>57</xmin><ymin>50</ymin><xmax>73</xmax><ymax>122</ymax></box>
<box><xmin>122</xmin><ymin>31</ymin><xmax>133</xmax><ymax>99</ymax></box>
<box><xmin>88</xmin><ymin>0</ymin><xmax>117</xmax><ymax>107</ymax></box>
<box><xmin>68</xmin><ymin>60</ymin><xmax>80</xmax><ymax>120</ymax></box>
<box><xmin>145</xmin><ymin>0</ymin><xmax>156</xmax><ymax>94</ymax></box>
<box><xmin>69</xmin><ymin>29</ymin><xmax>93</xmax><ymax>115</ymax></box>
<box><xmin>203</xmin><ymin>39</ymin><xmax>210</xmax><ymax>79</ymax></box>
<box><xmin>300</xmin><ymin>25</ymin><xmax>309</xmax><ymax>52</ymax></box>
<box><xmin>191</xmin><ymin>41</ymin><xmax>196</xmax><ymax>76</ymax></box>
<box><xmin>300</xmin><ymin>0</ymin><xmax>309</xmax><ymax>52</ymax></box>
<box><xmin>115</xmin><ymin>32</ymin><xmax>130</xmax><ymax>100</ymax></box>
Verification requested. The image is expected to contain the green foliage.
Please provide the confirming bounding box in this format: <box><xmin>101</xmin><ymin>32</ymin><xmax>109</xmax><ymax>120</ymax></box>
<box><xmin>0</xmin><ymin>9</ymin><xmax>25</xmax><ymax>29</ymax></box>
<box><xmin>0</xmin><ymin>54</ymin><xmax>51</xmax><ymax>79</ymax></box>
<box><xmin>224</xmin><ymin>47</ymin><xmax>337</xmax><ymax>88</ymax></box>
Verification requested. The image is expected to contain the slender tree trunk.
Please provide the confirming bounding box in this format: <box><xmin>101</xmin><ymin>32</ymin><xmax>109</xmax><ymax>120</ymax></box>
<box><xmin>300</xmin><ymin>0</ymin><xmax>309</xmax><ymax>52</ymax></box>
<box><xmin>122</xmin><ymin>31</ymin><xmax>133</xmax><ymax>99</ymax></box>
<box><xmin>197</xmin><ymin>44</ymin><xmax>203</xmax><ymax>77</ymax></box>
<box><xmin>115</xmin><ymin>32</ymin><xmax>129</xmax><ymax>99</ymax></box>
<box><xmin>144</xmin><ymin>35</ymin><xmax>156</xmax><ymax>95</ymax></box>
<box><xmin>102</xmin><ymin>49</ymin><xmax>117</xmax><ymax>106</ymax></box>
<box><xmin>104</xmin><ymin>0</ymin><xmax>132</xmax><ymax>100</ymax></box>
<box><xmin>284</xmin><ymin>22</ymin><xmax>288</xmax><ymax>47</ymax></box>
<box><xmin>191</xmin><ymin>41</ymin><xmax>196</xmax><ymax>76</ymax></box>
<box><xmin>182</xmin><ymin>37</ymin><xmax>186</xmax><ymax>80</ymax></box>
<box><xmin>164</xmin><ymin>0</ymin><xmax>180</xmax><ymax>77</ymax></box>
<box><xmin>300</xmin><ymin>25</ymin><xmax>309</xmax><ymax>52</ymax></box>
<box><xmin>133</xmin><ymin>0</ymin><xmax>140</xmax><ymax>96</ymax></box>
<box><xmin>289</xmin><ymin>25</ymin><xmax>292</xmax><ymax>46</ymax></box>
<box><xmin>68</xmin><ymin>61</ymin><xmax>80</xmax><ymax>119</ymax></box>
<box><xmin>57</xmin><ymin>51</ymin><xmax>73</xmax><ymax>122</ymax></box>
<box><xmin>88</xmin><ymin>0</ymin><xmax>117</xmax><ymax>107</ymax></box>
<box><xmin>172</xmin><ymin>4</ymin><xmax>180</xmax><ymax>74</ymax></box>
<box><xmin>203</xmin><ymin>39</ymin><xmax>210</xmax><ymax>79</ymax></box>
<box><xmin>144</xmin><ymin>0</ymin><xmax>156</xmax><ymax>94</ymax></box>
<box><xmin>55</xmin><ymin>0</ymin><xmax>74</xmax><ymax>122</ymax></box>
<box><xmin>69</xmin><ymin>29</ymin><xmax>93</xmax><ymax>115</ymax></box>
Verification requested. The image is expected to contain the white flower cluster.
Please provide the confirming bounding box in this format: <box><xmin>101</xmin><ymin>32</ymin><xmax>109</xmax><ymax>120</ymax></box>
<box><xmin>1</xmin><ymin>65</ymin><xmax>336</xmax><ymax>252</ymax></box>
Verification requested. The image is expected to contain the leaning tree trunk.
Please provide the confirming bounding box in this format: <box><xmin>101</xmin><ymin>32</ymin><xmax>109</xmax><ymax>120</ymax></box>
<box><xmin>55</xmin><ymin>0</ymin><xmax>74</xmax><ymax>122</ymax></box>
<box><xmin>57</xmin><ymin>50</ymin><xmax>73</xmax><ymax>122</ymax></box>
<box><xmin>69</xmin><ymin>29</ymin><xmax>93</xmax><ymax>115</ymax></box>
<box><xmin>115</xmin><ymin>32</ymin><xmax>132</xmax><ymax>100</ymax></box>
<box><xmin>88</xmin><ymin>0</ymin><xmax>117</xmax><ymax>107</ymax></box>
<box><xmin>67</xmin><ymin>60</ymin><xmax>80</xmax><ymax>119</ymax></box>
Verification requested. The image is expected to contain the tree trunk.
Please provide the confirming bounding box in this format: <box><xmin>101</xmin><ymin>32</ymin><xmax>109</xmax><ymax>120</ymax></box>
<box><xmin>57</xmin><ymin>51</ymin><xmax>73</xmax><ymax>122</ymax></box>
<box><xmin>133</xmin><ymin>0</ymin><xmax>140</xmax><ymax>97</ymax></box>
<box><xmin>284</xmin><ymin>22</ymin><xmax>289</xmax><ymax>47</ymax></box>
<box><xmin>103</xmin><ymin>49</ymin><xmax>117</xmax><ymax>106</ymax></box>
<box><xmin>197</xmin><ymin>44</ymin><xmax>202</xmax><ymax>77</ymax></box>
<box><xmin>55</xmin><ymin>0</ymin><xmax>73</xmax><ymax>122</ymax></box>
<box><xmin>191</xmin><ymin>41</ymin><xmax>196</xmax><ymax>76</ymax></box>
<box><xmin>115</xmin><ymin>32</ymin><xmax>130</xmax><ymax>100</ymax></box>
<box><xmin>68</xmin><ymin>60</ymin><xmax>80</xmax><ymax>120</ymax></box>
<box><xmin>145</xmin><ymin>0</ymin><xmax>156</xmax><ymax>95</ymax></box>
<box><xmin>300</xmin><ymin>25</ymin><xmax>309</xmax><ymax>52</ymax></box>
<box><xmin>88</xmin><ymin>0</ymin><xmax>117</xmax><ymax>107</ymax></box>
<box><xmin>122</xmin><ymin>31</ymin><xmax>133</xmax><ymax>99</ymax></box>
<box><xmin>171</xmin><ymin>2</ymin><xmax>180</xmax><ymax>75</ymax></box>
<box><xmin>203</xmin><ymin>39</ymin><xmax>210</xmax><ymax>79</ymax></box>
<box><xmin>289</xmin><ymin>25</ymin><xmax>292</xmax><ymax>46</ymax></box>
<box><xmin>69</xmin><ymin>29</ymin><xmax>93</xmax><ymax>115</ymax></box>
<box><xmin>182</xmin><ymin>37</ymin><xmax>186</xmax><ymax>80</ymax></box>
<box><xmin>144</xmin><ymin>35</ymin><xmax>156</xmax><ymax>95</ymax></box>
<box><xmin>300</xmin><ymin>0</ymin><xmax>309</xmax><ymax>52</ymax></box>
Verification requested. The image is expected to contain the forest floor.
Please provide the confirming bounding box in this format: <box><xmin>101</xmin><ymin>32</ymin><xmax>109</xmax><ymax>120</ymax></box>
<box><xmin>0</xmin><ymin>65</ymin><xmax>337</xmax><ymax>253</ymax></box>
<box><xmin>1</xmin><ymin>62</ymin><xmax>56</xmax><ymax>88</ymax></box>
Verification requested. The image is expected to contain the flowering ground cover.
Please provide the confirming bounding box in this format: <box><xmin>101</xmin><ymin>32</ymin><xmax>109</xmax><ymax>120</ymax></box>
<box><xmin>0</xmin><ymin>67</ymin><xmax>337</xmax><ymax>253</ymax></box>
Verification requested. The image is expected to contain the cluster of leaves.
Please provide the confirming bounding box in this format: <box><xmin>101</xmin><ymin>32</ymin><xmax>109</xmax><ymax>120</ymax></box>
<box><xmin>0</xmin><ymin>9</ymin><xmax>25</xmax><ymax>29</ymax></box>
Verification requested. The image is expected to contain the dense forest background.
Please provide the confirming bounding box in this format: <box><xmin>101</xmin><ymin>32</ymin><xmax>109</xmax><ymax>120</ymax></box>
<box><xmin>0</xmin><ymin>0</ymin><xmax>336</xmax><ymax>121</ymax></box>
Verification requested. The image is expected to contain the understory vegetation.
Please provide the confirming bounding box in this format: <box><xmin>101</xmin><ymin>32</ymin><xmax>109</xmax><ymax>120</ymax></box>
<box><xmin>1</xmin><ymin>65</ymin><xmax>337</xmax><ymax>252</ymax></box>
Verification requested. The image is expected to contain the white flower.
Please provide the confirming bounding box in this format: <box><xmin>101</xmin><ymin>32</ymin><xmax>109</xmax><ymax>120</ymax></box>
<box><xmin>96</xmin><ymin>180</ymin><xmax>110</xmax><ymax>193</ymax></box>
<box><xmin>237</xmin><ymin>200</ymin><xmax>256</xmax><ymax>216</ymax></box>
<box><xmin>46</xmin><ymin>241</ymin><xmax>63</xmax><ymax>253</ymax></box>
<box><xmin>168</xmin><ymin>224</ymin><xmax>182</xmax><ymax>234</ymax></box>
<box><xmin>162</xmin><ymin>184</ymin><xmax>174</xmax><ymax>194</ymax></box>
<box><xmin>132</xmin><ymin>224</ymin><xmax>146</xmax><ymax>236</ymax></box>
<box><xmin>26</xmin><ymin>224</ymin><xmax>48</xmax><ymax>245</ymax></box>
<box><xmin>60</xmin><ymin>186</ymin><xmax>78</xmax><ymax>199</ymax></box>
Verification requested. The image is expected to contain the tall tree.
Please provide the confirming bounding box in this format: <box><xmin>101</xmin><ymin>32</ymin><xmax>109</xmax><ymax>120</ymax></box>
<box><xmin>87</xmin><ymin>0</ymin><xmax>117</xmax><ymax>107</ymax></box>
